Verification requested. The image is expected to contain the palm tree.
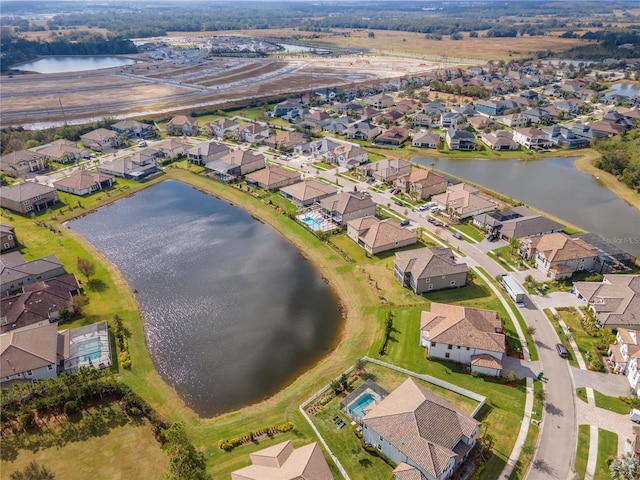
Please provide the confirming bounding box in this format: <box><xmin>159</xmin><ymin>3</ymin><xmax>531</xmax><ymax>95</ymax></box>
<box><xmin>609</xmin><ymin>452</ymin><xmax>640</xmax><ymax>480</ymax></box>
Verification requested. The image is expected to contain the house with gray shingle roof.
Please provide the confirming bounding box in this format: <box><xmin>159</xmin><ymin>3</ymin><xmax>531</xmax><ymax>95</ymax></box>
<box><xmin>167</xmin><ymin>115</ymin><xmax>199</xmax><ymax>136</ymax></box>
<box><xmin>1</xmin><ymin>223</ymin><xmax>16</xmax><ymax>252</ymax></box>
<box><xmin>279</xmin><ymin>180</ymin><xmax>338</xmax><ymax>207</ymax></box>
<box><xmin>80</xmin><ymin>128</ymin><xmax>123</xmax><ymax>152</ymax></box>
<box><xmin>573</xmin><ymin>274</ymin><xmax>640</xmax><ymax>329</ymax></box>
<box><xmin>359</xmin><ymin>159</ymin><xmax>412</xmax><ymax>182</ymax></box>
<box><xmin>420</xmin><ymin>302</ymin><xmax>505</xmax><ymax>376</ymax></box>
<box><xmin>36</xmin><ymin>139</ymin><xmax>88</xmax><ymax>164</ymax></box>
<box><xmin>54</xmin><ymin>170</ymin><xmax>114</xmax><ymax>196</ymax></box>
<box><xmin>319</xmin><ymin>192</ymin><xmax>376</xmax><ymax>226</ymax></box>
<box><xmin>0</xmin><ymin>150</ymin><xmax>48</xmax><ymax>178</ymax></box>
<box><xmin>394</xmin><ymin>247</ymin><xmax>468</xmax><ymax>294</ymax></box>
<box><xmin>231</xmin><ymin>441</ymin><xmax>333</xmax><ymax>480</ymax></box>
<box><xmin>0</xmin><ymin>252</ymin><xmax>65</xmax><ymax>293</ymax></box>
<box><xmin>361</xmin><ymin>378</ymin><xmax>480</xmax><ymax>480</ymax></box>
<box><xmin>245</xmin><ymin>165</ymin><xmax>301</xmax><ymax>191</ymax></box>
<box><xmin>0</xmin><ymin>182</ymin><xmax>59</xmax><ymax>214</ymax></box>
<box><xmin>186</xmin><ymin>141</ymin><xmax>230</xmax><ymax>165</ymax></box>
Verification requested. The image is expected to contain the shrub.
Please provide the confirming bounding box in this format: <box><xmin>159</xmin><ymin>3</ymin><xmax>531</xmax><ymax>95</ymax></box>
<box><xmin>64</xmin><ymin>400</ymin><xmax>79</xmax><ymax>416</ymax></box>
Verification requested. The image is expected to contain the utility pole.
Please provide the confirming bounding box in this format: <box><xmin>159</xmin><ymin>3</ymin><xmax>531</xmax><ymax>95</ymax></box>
<box><xmin>59</xmin><ymin>97</ymin><xmax>68</xmax><ymax>126</ymax></box>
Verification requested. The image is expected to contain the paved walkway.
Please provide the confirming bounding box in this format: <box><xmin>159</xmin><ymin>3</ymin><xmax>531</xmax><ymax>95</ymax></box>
<box><xmin>576</xmin><ymin>400</ymin><xmax>633</xmax><ymax>460</ymax></box>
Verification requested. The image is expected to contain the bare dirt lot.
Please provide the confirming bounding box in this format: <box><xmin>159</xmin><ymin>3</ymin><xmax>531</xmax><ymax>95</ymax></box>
<box><xmin>1</xmin><ymin>54</ymin><xmax>444</xmax><ymax>128</ymax></box>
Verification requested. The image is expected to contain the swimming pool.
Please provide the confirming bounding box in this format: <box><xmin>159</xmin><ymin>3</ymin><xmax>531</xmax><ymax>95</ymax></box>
<box><xmin>348</xmin><ymin>392</ymin><xmax>377</xmax><ymax>418</ymax></box>
<box><xmin>78</xmin><ymin>338</ymin><xmax>102</xmax><ymax>362</ymax></box>
<box><xmin>301</xmin><ymin>216</ymin><xmax>323</xmax><ymax>231</ymax></box>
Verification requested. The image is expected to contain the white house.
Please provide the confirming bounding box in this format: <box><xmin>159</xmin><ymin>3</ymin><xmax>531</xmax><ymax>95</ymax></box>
<box><xmin>512</xmin><ymin>127</ymin><xmax>553</xmax><ymax>149</ymax></box>
<box><xmin>326</xmin><ymin>143</ymin><xmax>368</xmax><ymax>169</ymax></box>
<box><xmin>608</xmin><ymin>328</ymin><xmax>640</xmax><ymax>396</ymax></box>
<box><xmin>361</xmin><ymin>378</ymin><xmax>480</xmax><ymax>480</ymax></box>
<box><xmin>420</xmin><ymin>302</ymin><xmax>505</xmax><ymax>376</ymax></box>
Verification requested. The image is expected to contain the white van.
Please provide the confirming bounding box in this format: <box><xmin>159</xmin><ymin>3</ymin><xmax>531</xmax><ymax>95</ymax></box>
<box><xmin>630</xmin><ymin>409</ymin><xmax>640</xmax><ymax>423</ymax></box>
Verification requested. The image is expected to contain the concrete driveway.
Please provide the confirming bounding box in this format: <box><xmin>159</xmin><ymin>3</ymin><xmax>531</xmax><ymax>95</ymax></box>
<box><xmin>572</xmin><ymin>367</ymin><xmax>632</xmax><ymax>397</ymax></box>
<box><xmin>530</xmin><ymin>292</ymin><xmax>586</xmax><ymax>310</ymax></box>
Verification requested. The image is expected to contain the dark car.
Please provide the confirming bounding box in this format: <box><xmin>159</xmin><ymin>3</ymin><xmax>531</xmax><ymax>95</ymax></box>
<box><xmin>427</xmin><ymin>217</ymin><xmax>436</xmax><ymax>224</ymax></box>
<box><xmin>400</xmin><ymin>219</ymin><xmax>410</xmax><ymax>226</ymax></box>
<box><xmin>452</xmin><ymin>232</ymin><xmax>462</xmax><ymax>240</ymax></box>
<box><xmin>556</xmin><ymin>343</ymin><xmax>568</xmax><ymax>358</ymax></box>
<box><xmin>395</xmin><ymin>200</ymin><xmax>403</xmax><ymax>206</ymax></box>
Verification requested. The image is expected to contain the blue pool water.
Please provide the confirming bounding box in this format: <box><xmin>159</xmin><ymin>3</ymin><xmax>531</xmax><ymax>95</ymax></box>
<box><xmin>348</xmin><ymin>392</ymin><xmax>376</xmax><ymax>418</ymax></box>
<box><xmin>302</xmin><ymin>216</ymin><xmax>323</xmax><ymax>230</ymax></box>
<box><xmin>78</xmin><ymin>338</ymin><xmax>102</xmax><ymax>362</ymax></box>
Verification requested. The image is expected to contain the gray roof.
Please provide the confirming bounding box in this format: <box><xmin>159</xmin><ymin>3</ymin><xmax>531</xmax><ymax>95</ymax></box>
<box><xmin>395</xmin><ymin>247</ymin><xmax>468</xmax><ymax>280</ymax></box>
<box><xmin>0</xmin><ymin>252</ymin><xmax>64</xmax><ymax>287</ymax></box>
<box><xmin>573</xmin><ymin>275</ymin><xmax>640</xmax><ymax>328</ymax></box>
<box><xmin>0</xmin><ymin>182</ymin><xmax>56</xmax><ymax>202</ymax></box>
<box><xmin>498</xmin><ymin>215</ymin><xmax>564</xmax><ymax>239</ymax></box>
<box><xmin>320</xmin><ymin>192</ymin><xmax>375</xmax><ymax>215</ymax></box>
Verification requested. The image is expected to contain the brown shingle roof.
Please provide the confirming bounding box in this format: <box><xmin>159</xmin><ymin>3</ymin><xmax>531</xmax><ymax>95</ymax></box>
<box><xmin>395</xmin><ymin>247</ymin><xmax>468</xmax><ymax>280</ymax></box>
<box><xmin>354</xmin><ymin>218</ymin><xmax>417</xmax><ymax>250</ymax></box>
<box><xmin>573</xmin><ymin>275</ymin><xmax>640</xmax><ymax>327</ymax></box>
<box><xmin>245</xmin><ymin>166</ymin><xmax>301</xmax><ymax>187</ymax></box>
<box><xmin>0</xmin><ymin>322</ymin><xmax>61</xmax><ymax>377</ymax></box>
<box><xmin>362</xmin><ymin>378</ymin><xmax>479</xmax><ymax>479</ymax></box>
<box><xmin>530</xmin><ymin>232</ymin><xmax>596</xmax><ymax>262</ymax></box>
<box><xmin>53</xmin><ymin>170</ymin><xmax>114</xmax><ymax>192</ymax></box>
<box><xmin>320</xmin><ymin>192</ymin><xmax>375</xmax><ymax>215</ymax></box>
<box><xmin>280</xmin><ymin>180</ymin><xmax>337</xmax><ymax>202</ymax></box>
<box><xmin>421</xmin><ymin>303</ymin><xmax>505</xmax><ymax>353</ymax></box>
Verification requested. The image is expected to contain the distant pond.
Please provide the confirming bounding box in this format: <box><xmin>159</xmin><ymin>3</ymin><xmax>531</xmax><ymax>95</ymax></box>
<box><xmin>14</xmin><ymin>55</ymin><xmax>138</xmax><ymax>74</ymax></box>
<box><xmin>69</xmin><ymin>180</ymin><xmax>342</xmax><ymax>417</ymax></box>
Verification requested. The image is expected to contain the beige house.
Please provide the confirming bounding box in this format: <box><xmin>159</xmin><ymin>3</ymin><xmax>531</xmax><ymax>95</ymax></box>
<box><xmin>420</xmin><ymin>303</ymin><xmax>505</xmax><ymax>376</ymax></box>
<box><xmin>361</xmin><ymin>378</ymin><xmax>480</xmax><ymax>480</ymax></box>
<box><xmin>167</xmin><ymin>115</ymin><xmax>199</xmax><ymax>136</ymax></box>
<box><xmin>245</xmin><ymin>166</ymin><xmax>301</xmax><ymax>191</ymax></box>
<box><xmin>204</xmin><ymin>117</ymin><xmax>240</xmax><ymax>138</ymax></box>
<box><xmin>365</xmin><ymin>93</ymin><xmax>395</xmax><ymax>110</ymax></box>
<box><xmin>319</xmin><ymin>192</ymin><xmax>376</xmax><ymax>226</ymax></box>
<box><xmin>0</xmin><ymin>150</ymin><xmax>48</xmax><ymax>178</ymax></box>
<box><xmin>54</xmin><ymin>170</ymin><xmax>115</xmax><ymax>196</ymax></box>
<box><xmin>264</xmin><ymin>132</ymin><xmax>308</xmax><ymax>151</ymax></box>
<box><xmin>480</xmin><ymin>131</ymin><xmax>519</xmax><ymax>151</ymax></box>
<box><xmin>280</xmin><ymin>180</ymin><xmax>338</xmax><ymax>207</ymax></box>
<box><xmin>239</xmin><ymin>123</ymin><xmax>271</xmax><ymax>144</ymax></box>
<box><xmin>396</xmin><ymin>168</ymin><xmax>448</xmax><ymax>200</ymax></box>
<box><xmin>80</xmin><ymin>128</ymin><xmax>123</xmax><ymax>152</ymax></box>
<box><xmin>573</xmin><ymin>274</ymin><xmax>640</xmax><ymax>329</ymax></box>
<box><xmin>521</xmin><ymin>232</ymin><xmax>598</xmax><ymax>280</ymax></box>
<box><xmin>432</xmin><ymin>183</ymin><xmax>495</xmax><ymax>220</ymax></box>
<box><xmin>37</xmin><ymin>139</ymin><xmax>87</xmax><ymax>164</ymax></box>
<box><xmin>358</xmin><ymin>159</ymin><xmax>412</xmax><ymax>182</ymax></box>
<box><xmin>231</xmin><ymin>441</ymin><xmax>333</xmax><ymax>480</ymax></box>
<box><xmin>187</xmin><ymin>141</ymin><xmax>230</xmax><ymax>165</ymax></box>
<box><xmin>412</xmin><ymin>132</ymin><xmax>441</xmax><ymax>149</ymax></box>
<box><xmin>513</xmin><ymin>127</ymin><xmax>552</xmax><ymax>149</ymax></box>
<box><xmin>154</xmin><ymin>138</ymin><xmax>188</xmax><ymax>159</ymax></box>
<box><xmin>347</xmin><ymin>217</ymin><xmax>417</xmax><ymax>255</ymax></box>
<box><xmin>394</xmin><ymin>247</ymin><xmax>468</xmax><ymax>294</ymax></box>
<box><xmin>0</xmin><ymin>182</ymin><xmax>59</xmax><ymax>214</ymax></box>
<box><xmin>326</xmin><ymin>143</ymin><xmax>368</xmax><ymax>169</ymax></box>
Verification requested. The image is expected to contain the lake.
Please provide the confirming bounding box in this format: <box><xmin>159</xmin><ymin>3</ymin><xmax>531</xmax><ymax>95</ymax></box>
<box><xmin>608</xmin><ymin>82</ymin><xmax>640</xmax><ymax>97</ymax></box>
<box><xmin>69</xmin><ymin>180</ymin><xmax>342</xmax><ymax>417</ymax></box>
<box><xmin>277</xmin><ymin>43</ymin><xmax>331</xmax><ymax>54</ymax></box>
<box><xmin>413</xmin><ymin>156</ymin><xmax>640</xmax><ymax>259</ymax></box>
<box><xmin>15</xmin><ymin>56</ymin><xmax>138</xmax><ymax>74</ymax></box>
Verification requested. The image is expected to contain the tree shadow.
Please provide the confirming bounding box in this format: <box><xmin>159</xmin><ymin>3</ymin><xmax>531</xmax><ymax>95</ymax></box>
<box><xmin>544</xmin><ymin>403</ymin><xmax>564</xmax><ymax>416</ymax></box>
<box><xmin>87</xmin><ymin>279</ymin><xmax>106</xmax><ymax>292</ymax></box>
<box><xmin>358</xmin><ymin>458</ymin><xmax>373</xmax><ymax>468</ymax></box>
<box><xmin>532</xmin><ymin>459</ymin><xmax>556</xmax><ymax>476</ymax></box>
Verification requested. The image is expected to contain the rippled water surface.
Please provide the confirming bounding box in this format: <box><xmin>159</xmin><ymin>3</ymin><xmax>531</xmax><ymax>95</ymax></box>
<box><xmin>69</xmin><ymin>180</ymin><xmax>342</xmax><ymax>416</ymax></box>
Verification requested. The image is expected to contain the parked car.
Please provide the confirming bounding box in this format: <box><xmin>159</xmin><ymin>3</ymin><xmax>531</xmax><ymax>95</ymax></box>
<box><xmin>388</xmin><ymin>187</ymin><xmax>396</xmax><ymax>193</ymax></box>
<box><xmin>419</xmin><ymin>204</ymin><xmax>429</xmax><ymax>211</ymax></box>
<box><xmin>366</xmin><ymin>177</ymin><xmax>375</xmax><ymax>183</ymax></box>
<box><xmin>556</xmin><ymin>343</ymin><xmax>568</xmax><ymax>358</ymax></box>
<box><xmin>137</xmin><ymin>140</ymin><xmax>147</xmax><ymax>147</ymax></box>
<box><xmin>427</xmin><ymin>217</ymin><xmax>436</xmax><ymax>224</ymax></box>
<box><xmin>630</xmin><ymin>409</ymin><xmax>640</xmax><ymax>423</ymax></box>
<box><xmin>430</xmin><ymin>206</ymin><xmax>440</xmax><ymax>213</ymax></box>
<box><xmin>395</xmin><ymin>200</ymin><xmax>403</xmax><ymax>206</ymax></box>
<box><xmin>400</xmin><ymin>219</ymin><xmax>410</xmax><ymax>226</ymax></box>
<box><xmin>452</xmin><ymin>232</ymin><xmax>462</xmax><ymax>240</ymax></box>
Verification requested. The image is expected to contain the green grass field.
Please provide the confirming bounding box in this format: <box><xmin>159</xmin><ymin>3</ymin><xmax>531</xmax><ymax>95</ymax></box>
<box><xmin>594</xmin><ymin>429</ymin><xmax>617</xmax><ymax>480</ymax></box>
<box><xmin>574</xmin><ymin>425</ymin><xmax>590</xmax><ymax>480</ymax></box>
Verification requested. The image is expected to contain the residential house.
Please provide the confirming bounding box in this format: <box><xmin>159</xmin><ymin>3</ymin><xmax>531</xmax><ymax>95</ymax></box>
<box><xmin>376</xmin><ymin>109</ymin><xmax>405</xmax><ymax>126</ymax></box>
<box><xmin>0</xmin><ymin>252</ymin><xmax>65</xmax><ymax>293</ymax></box>
<box><xmin>432</xmin><ymin>184</ymin><xmax>495</xmax><ymax>220</ymax></box>
<box><xmin>1</xmin><ymin>224</ymin><xmax>17</xmax><ymax>251</ymax></box>
<box><xmin>273</xmin><ymin>99</ymin><xmax>304</xmax><ymax>117</ymax></box>
<box><xmin>410</xmin><ymin>113</ymin><xmax>437</xmax><ymax>129</ymax></box>
<box><xmin>475</xmin><ymin>99</ymin><xmax>505</xmax><ymax>116</ymax></box>
<box><xmin>302</xmin><ymin>111</ymin><xmax>333</xmax><ymax>130</ymax></box>
<box><xmin>632</xmin><ymin>426</ymin><xmax>640</xmax><ymax>458</ymax></box>
<box><xmin>374</xmin><ymin>127</ymin><xmax>411</xmax><ymax>147</ymax></box>
<box><xmin>473</xmin><ymin>206</ymin><xmax>563</xmax><ymax>240</ymax></box>
<box><xmin>439</xmin><ymin>112</ymin><xmax>465</xmax><ymax>129</ymax></box>
<box><xmin>0</xmin><ymin>273</ymin><xmax>80</xmax><ymax>333</ymax></box>
<box><xmin>573</xmin><ymin>274</ymin><xmax>640</xmax><ymax>329</ymax></box>
<box><xmin>396</xmin><ymin>168</ymin><xmax>448</xmax><ymax>200</ymax></box>
<box><xmin>0</xmin><ymin>150</ymin><xmax>48</xmax><ymax>178</ymax></box>
<box><xmin>326</xmin><ymin>143</ymin><xmax>368</xmax><ymax>169</ymax></box>
<box><xmin>239</xmin><ymin>123</ymin><xmax>271</xmax><ymax>144</ymax></box>
<box><xmin>0</xmin><ymin>182</ymin><xmax>59</xmax><ymax>214</ymax></box>
<box><xmin>496</xmin><ymin>113</ymin><xmax>531</xmax><ymax>128</ymax></box>
<box><xmin>423</xmin><ymin>102</ymin><xmax>446</xmax><ymax>115</ymax></box>
<box><xmin>53</xmin><ymin>170</ymin><xmax>115</xmax><ymax>196</ymax></box>
<box><xmin>365</xmin><ymin>93</ymin><xmax>394</xmax><ymax>110</ymax></box>
<box><xmin>420</xmin><ymin>302</ymin><xmax>505</xmax><ymax>376</ymax></box>
<box><xmin>542</xmin><ymin>125</ymin><xmax>590</xmax><ymax>149</ymax></box>
<box><xmin>230</xmin><ymin>441</ymin><xmax>333</xmax><ymax>480</ymax></box>
<box><xmin>395</xmin><ymin>99</ymin><xmax>419</xmax><ymax>114</ymax></box>
<box><xmin>346</xmin><ymin>121</ymin><xmax>381</xmax><ymax>141</ymax></box>
<box><xmin>187</xmin><ymin>141</ymin><xmax>230</xmax><ymax>165</ymax></box>
<box><xmin>319</xmin><ymin>192</ymin><xmax>376</xmax><ymax>227</ymax></box>
<box><xmin>154</xmin><ymin>138</ymin><xmax>188</xmax><ymax>159</ymax></box>
<box><xmin>361</xmin><ymin>378</ymin><xmax>480</xmax><ymax>480</ymax></box>
<box><xmin>1</xmin><ymin>321</ymin><xmax>112</xmax><ymax>385</ymax></box>
<box><xmin>323</xmin><ymin>117</ymin><xmax>351</xmax><ymax>135</ymax></box>
<box><xmin>520</xmin><ymin>232</ymin><xmax>598</xmax><ymax>280</ymax></box>
<box><xmin>412</xmin><ymin>132</ymin><xmax>441</xmax><ymax>149</ymax></box>
<box><xmin>451</xmin><ymin>103</ymin><xmax>477</xmax><ymax>116</ymax></box>
<box><xmin>279</xmin><ymin>180</ymin><xmax>338</xmax><ymax>207</ymax></box>
<box><xmin>98</xmin><ymin>153</ymin><xmax>161</xmax><ymax>181</ymax></box>
<box><xmin>205</xmin><ymin>150</ymin><xmax>265</xmax><ymax>181</ymax></box>
<box><xmin>111</xmin><ymin>120</ymin><xmax>155</xmax><ymax>139</ymax></box>
<box><xmin>204</xmin><ymin>117</ymin><xmax>240</xmax><ymax>138</ymax></box>
<box><xmin>80</xmin><ymin>128</ymin><xmax>123</xmax><ymax>152</ymax></box>
<box><xmin>522</xmin><ymin>108</ymin><xmax>551</xmax><ymax>124</ymax></box>
<box><xmin>166</xmin><ymin>115</ymin><xmax>199</xmax><ymax>136</ymax></box>
<box><xmin>394</xmin><ymin>247</ymin><xmax>468</xmax><ymax>294</ymax></box>
<box><xmin>480</xmin><ymin>131</ymin><xmax>519</xmax><ymax>151</ymax></box>
<box><xmin>467</xmin><ymin>116</ymin><xmax>494</xmax><ymax>132</ymax></box>
<box><xmin>608</xmin><ymin>328</ymin><xmax>640</xmax><ymax>397</ymax></box>
<box><xmin>512</xmin><ymin>127</ymin><xmax>552</xmax><ymax>150</ymax></box>
<box><xmin>347</xmin><ymin>217</ymin><xmax>417</xmax><ymax>255</ymax></box>
<box><xmin>588</xmin><ymin>120</ymin><xmax>625</xmax><ymax>137</ymax></box>
<box><xmin>36</xmin><ymin>139</ymin><xmax>87</xmax><ymax>164</ymax></box>
<box><xmin>264</xmin><ymin>132</ymin><xmax>308</xmax><ymax>152</ymax></box>
<box><xmin>446</xmin><ymin>128</ymin><xmax>476</xmax><ymax>151</ymax></box>
<box><xmin>294</xmin><ymin>138</ymin><xmax>342</xmax><ymax>156</ymax></box>
<box><xmin>358</xmin><ymin>159</ymin><xmax>412</xmax><ymax>183</ymax></box>
<box><xmin>245</xmin><ymin>166</ymin><xmax>301</xmax><ymax>191</ymax></box>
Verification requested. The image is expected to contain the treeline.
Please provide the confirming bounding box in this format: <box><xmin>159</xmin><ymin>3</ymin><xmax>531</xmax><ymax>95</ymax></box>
<box><xmin>1</xmin><ymin>33</ymin><xmax>137</xmax><ymax>72</ymax></box>
<box><xmin>593</xmin><ymin>127</ymin><xmax>640</xmax><ymax>192</ymax></box>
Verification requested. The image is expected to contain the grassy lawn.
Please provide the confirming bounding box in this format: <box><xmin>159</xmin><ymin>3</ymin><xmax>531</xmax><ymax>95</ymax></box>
<box><xmin>574</xmin><ymin>425</ymin><xmax>590</xmax><ymax>480</ymax></box>
<box><xmin>593</xmin><ymin>390</ymin><xmax>630</xmax><ymax>415</ymax></box>
<box><xmin>1</xmin><ymin>407</ymin><xmax>168</xmax><ymax>480</ymax></box>
<box><xmin>544</xmin><ymin>309</ymin><xmax>579</xmax><ymax>368</ymax></box>
<box><xmin>508</xmin><ymin>380</ymin><xmax>543</xmax><ymax>480</ymax></box>
<box><xmin>450</xmin><ymin>223</ymin><xmax>485</xmax><ymax>243</ymax></box>
<box><xmin>556</xmin><ymin>307</ymin><xmax>608</xmax><ymax>369</ymax></box>
<box><xmin>490</xmin><ymin>246</ymin><xmax>526</xmax><ymax>271</ymax></box>
<box><xmin>576</xmin><ymin>387</ymin><xmax>588</xmax><ymax>404</ymax></box>
<box><xmin>594</xmin><ymin>429</ymin><xmax>617</xmax><ymax>480</ymax></box>
<box><xmin>486</xmin><ymin>250</ymin><xmax>516</xmax><ymax>272</ymax></box>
